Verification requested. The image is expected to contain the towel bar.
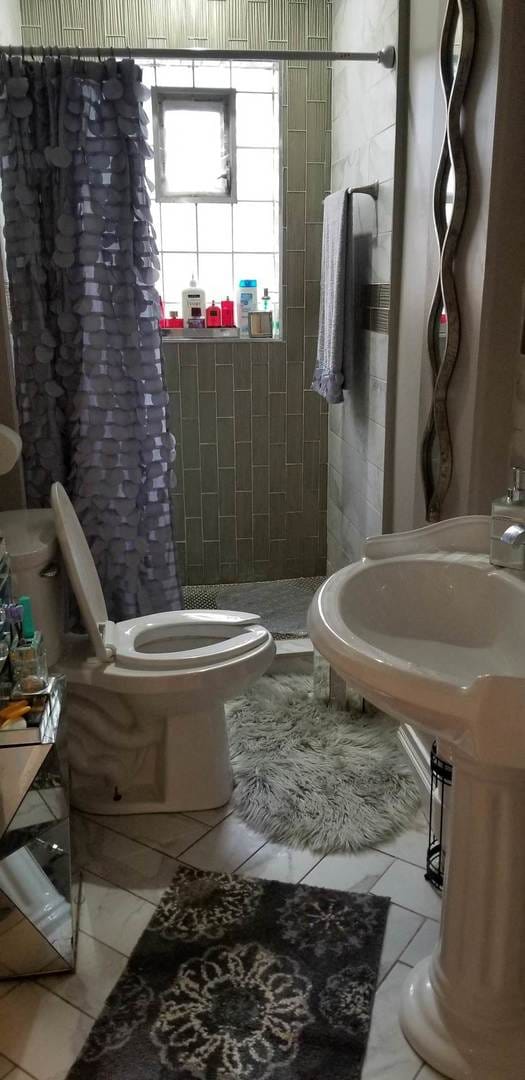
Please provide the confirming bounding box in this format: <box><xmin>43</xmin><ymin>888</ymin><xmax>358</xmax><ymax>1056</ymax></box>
<box><xmin>347</xmin><ymin>182</ymin><xmax>379</xmax><ymax>200</ymax></box>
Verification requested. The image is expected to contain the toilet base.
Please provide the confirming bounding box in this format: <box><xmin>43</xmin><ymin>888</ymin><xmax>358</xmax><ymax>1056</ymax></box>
<box><xmin>67</xmin><ymin>686</ymin><xmax>233</xmax><ymax>814</ymax></box>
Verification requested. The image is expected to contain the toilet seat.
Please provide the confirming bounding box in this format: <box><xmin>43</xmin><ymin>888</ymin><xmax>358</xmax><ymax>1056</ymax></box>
<box><xmin>108</xmin><ymin>610</ymin><xmax>271</xmax><ymax>670</ymax></box>
<box><xmin>50</xmin><ymin>483</ymin><xmax>272</xmax><ymax>672</ymax></box>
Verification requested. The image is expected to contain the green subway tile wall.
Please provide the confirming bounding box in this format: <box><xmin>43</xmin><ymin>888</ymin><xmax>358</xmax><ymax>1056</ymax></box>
<box><xmin>20</xmin><ymin>0</ymin><xmax>331</xmax><ymax>584</ymax></box>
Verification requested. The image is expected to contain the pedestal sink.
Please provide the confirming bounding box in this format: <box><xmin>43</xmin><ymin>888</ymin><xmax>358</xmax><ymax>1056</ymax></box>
<box><xmin>308</xmin><ymin>516</ymin><xmax>525</xmax><ymax>1080</ymax></box>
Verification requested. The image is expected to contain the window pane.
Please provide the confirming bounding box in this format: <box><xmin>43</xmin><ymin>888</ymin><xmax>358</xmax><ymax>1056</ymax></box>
<box><xmin>155</xmin><ymin>61</ymin><xmax>193</xmax><ymax>87</ymax></box>
<box><xmin>161</xmin><ymin>203</ymin><xmax>197</xmax><ymax>251</ymax></box>
<box><xmin>194</xmin><ymin>61</ymin><xmax>231</xmax><ymax>88</ymax></box>
<box><xmin>233</xmin><ymin>203</ymin><xmax>277</xmax><ymax>252</ymax></box>
<box><xmin>138</xmin><ymin>62</ymin><xmax>156</xmax><ymax>90</ymax></box>
<box><xmin>198</xmin><ymin>254</ymin><xmax>234</xmax><ymax>303</ymax></box>
<box><xmin>233</xmin><ymin>254</ymin><xmax>279</xmax><ymax>298</ymax></box>
<box><xmin>150</xmin><ymin>198</ymin><xmax>161</xmax><ymax>242</ymax></box>
<box><xmin>231</xmin><ymin>63</ymin><xmax>277</xmax><ymax>93</ymax></box>
<box><xmin>237</xmin><ymin>149</ymin><xmax>279</xmax><ymax>201</ymax></box>
<box><xmin>163</xmin><ymin>103</ymin><xmax>227</xmax><ymax>196</ymax></box>
<box><xmin>236</xmin><ymin>93</ymin><xmax>278</xmax><ymax>148</ymax></box>
<box><xmin>198</xmin><ymin>203</ymin><xmax>232</xmax><ymax>252</ymax></box>
<box><xmin>162</xmin><ymin>252</ymin><xmax>198</xmax><ymax>310</ymax></box>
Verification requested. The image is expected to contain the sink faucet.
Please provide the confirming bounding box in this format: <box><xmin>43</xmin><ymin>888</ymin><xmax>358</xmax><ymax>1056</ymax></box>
<box><xmin>490</xmin><ymin>467</ymin><xmax>525</xmax><ymax>570</ymax></box>
<box><xmin>500</xmin><ymin>523</ymin><xmax>525</xmax><ymax>546</ymax></box>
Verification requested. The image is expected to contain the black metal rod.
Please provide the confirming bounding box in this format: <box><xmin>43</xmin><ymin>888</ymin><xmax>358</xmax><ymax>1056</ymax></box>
<box><xmin>2</xmin><ymin>44</ymin><xmax>396</xmax><ymax>68</ymax></box>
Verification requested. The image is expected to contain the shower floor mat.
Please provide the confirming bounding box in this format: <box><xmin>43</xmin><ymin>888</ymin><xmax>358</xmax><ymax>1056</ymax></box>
<box><xmin>182</xmin><ymin>576</ymin><xmax>324</xmax><ymax>639</ymax></box>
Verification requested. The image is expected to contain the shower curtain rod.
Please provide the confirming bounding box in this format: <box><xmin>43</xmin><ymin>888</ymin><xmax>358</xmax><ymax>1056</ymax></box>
<box><xmin>1</xmin><ymin>44</ymin><xmax>396</xmax><ymax>68</ymax></box>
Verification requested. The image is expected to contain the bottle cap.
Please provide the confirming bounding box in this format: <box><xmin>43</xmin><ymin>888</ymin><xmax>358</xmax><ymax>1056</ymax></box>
<box><xmin>190</xmin><ymin>274</ymin><xmax>197</xmax><ymax>287</ymax></box>
<box><xmin>239</xmin><ymin>279</ymin><xmax>257</xmax><ymax>287</ymax></box>
<box><xmin>512</xmin><ymin>466</ymin><xmax>525</xmax><ymax>496</ymax></box>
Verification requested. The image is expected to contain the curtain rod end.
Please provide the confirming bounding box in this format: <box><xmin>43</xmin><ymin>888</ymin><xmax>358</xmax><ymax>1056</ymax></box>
<box><xmin>378</xmin><ymin>45</ymin><xmax>396</xmax><ymax>69</ymax></box>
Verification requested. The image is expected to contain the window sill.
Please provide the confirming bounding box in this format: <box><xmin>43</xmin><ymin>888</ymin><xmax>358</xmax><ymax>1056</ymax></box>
<box><xmin>161</xmin><ymin>329</ymin><xmax>282</xmax><ymax>343</ymax></box>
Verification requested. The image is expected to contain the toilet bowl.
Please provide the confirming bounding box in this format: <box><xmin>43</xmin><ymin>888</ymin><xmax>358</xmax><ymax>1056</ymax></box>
<box><xmin>2</xmin><ymin>485</ymin><xmax>276</xmax><ymax>815</ymax></box>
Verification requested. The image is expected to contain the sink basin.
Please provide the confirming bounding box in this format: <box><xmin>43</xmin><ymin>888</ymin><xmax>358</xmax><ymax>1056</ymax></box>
<box><xmin>310</xmin><ymin>547</ymin><xmax>525</xmax><ymax>768</ymax></box>
<box><xmin>308</xmin><ymin>516</ymin><xmax>525</xmax><ymax>1079</ymax></box>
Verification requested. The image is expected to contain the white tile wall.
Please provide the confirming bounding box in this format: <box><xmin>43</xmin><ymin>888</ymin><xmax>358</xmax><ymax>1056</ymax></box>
<box><xmin>328</xmin><ymin>0</ymin><xmax>399</xmax><ymax>572</ymax></box>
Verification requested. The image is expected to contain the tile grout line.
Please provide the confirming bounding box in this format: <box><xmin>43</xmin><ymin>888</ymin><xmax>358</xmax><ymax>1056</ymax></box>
<box><xmin>79</xmin><ymin>809</ymin><xmax>217</xmax><ymax>862</ymax></box>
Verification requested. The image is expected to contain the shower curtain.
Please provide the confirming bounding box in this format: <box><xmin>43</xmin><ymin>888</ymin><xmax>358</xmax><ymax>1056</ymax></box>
<box><xmin>0</xmin><ymin>52</ymin><xmax>181</xmax><ymax>619</ymax></box>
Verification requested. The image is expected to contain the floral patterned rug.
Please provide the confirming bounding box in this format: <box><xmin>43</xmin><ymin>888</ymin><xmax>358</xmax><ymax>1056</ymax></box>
<box><xmin>67</xmin><ymin>865</ymin><xmax>389</xmax><ymax>1080</ymax></box>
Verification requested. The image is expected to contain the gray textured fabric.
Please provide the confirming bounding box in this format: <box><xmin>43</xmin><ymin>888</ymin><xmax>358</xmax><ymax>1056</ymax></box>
<box><xmin>0</xmin><ymin>53</ymin><xmax>181</xmax><ymax>619</ymax></box>
<box><xmin>311</xmin><ymin>189</ymin><xmax>349</xmax><ymax>404</ymax></box>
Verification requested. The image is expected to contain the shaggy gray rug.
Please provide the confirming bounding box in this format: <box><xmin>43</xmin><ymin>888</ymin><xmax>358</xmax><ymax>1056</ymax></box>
<box><xmin>226</xmin><ymin>674</ymin><xmax>420</xmax><ymax>853</ymax></box>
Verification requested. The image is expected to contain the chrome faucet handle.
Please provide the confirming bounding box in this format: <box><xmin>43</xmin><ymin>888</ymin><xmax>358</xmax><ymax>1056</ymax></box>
<box><xmin>500</xmin><ymin>523</ymin><xmax>525</xmax><ymax>546</ymax></box>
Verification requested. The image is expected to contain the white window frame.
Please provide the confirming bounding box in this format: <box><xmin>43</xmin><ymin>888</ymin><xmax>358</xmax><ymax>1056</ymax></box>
<box><xmin>152</xmin><ymin>87</ymin><xmax>237</xmax><ymax>203</ymax></box>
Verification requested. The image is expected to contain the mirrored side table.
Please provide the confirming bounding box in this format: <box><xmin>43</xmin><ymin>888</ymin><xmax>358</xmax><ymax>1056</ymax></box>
<box><xmin>0</xmin><ymin>677</ymin><xmax>78</xmax><ymax>977</ymax></box>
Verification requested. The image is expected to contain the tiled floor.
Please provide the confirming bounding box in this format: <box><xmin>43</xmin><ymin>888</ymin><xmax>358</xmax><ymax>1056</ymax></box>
<box><xmin>0</xmin><ymin>801</ymin><xmax>444</xmax><ymax>1079</ymax></box>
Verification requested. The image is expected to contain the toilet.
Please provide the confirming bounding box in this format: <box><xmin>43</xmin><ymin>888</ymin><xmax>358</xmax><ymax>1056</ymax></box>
<box><xmin>0</xmin><ymin>484</ymin><xmax>275</xmax><ymax>815</ymax></box>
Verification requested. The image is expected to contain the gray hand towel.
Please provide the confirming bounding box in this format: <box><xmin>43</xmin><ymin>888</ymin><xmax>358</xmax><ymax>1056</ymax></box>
<box><xmin>311</xmin><ymin>189</ymin><xmax>351</xmax><ymax>404</ymax></box>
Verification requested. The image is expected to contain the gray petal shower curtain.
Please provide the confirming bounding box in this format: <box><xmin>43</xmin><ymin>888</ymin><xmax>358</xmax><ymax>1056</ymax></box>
<box><xmin>0</xmin><ymin>52</ymin><xmax>181</xmax><ymax>619</ymax></box>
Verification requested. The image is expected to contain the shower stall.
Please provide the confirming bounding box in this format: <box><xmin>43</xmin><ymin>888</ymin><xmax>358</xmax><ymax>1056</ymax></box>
<box><xmin>7</xmin><ymin>0</ymin><xmax>395</xmax><ymax>636</ymax></box>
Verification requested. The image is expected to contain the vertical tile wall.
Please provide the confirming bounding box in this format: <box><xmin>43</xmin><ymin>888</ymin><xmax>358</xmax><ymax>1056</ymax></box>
<box><xmin>327</xmin><ymin>0</ymin><xmax>399</xmax><ymax>572</ymax></box>
<box><xmin>19</xmin><ymin>0</ymin><xmax>332</xmax><ymax>585</ymax></box>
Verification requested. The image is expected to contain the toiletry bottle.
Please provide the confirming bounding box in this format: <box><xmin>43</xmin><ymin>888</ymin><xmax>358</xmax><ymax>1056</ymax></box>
<box><xmin>167</xmin><ymin>310</ymin><xmax>184</xmax><ymax>329</ymax></box>
<box><xmin>490</xmin><ymin>466</ymin><xmax>525</xmax><ymax>568</ymax></box>
<box><xmin>221</xmin><ymin>297</ymin><xmax>235</xmax><ymax>327</ymax></box>
<box><xmin>182</xmin><ymin>275</ymin><xmax>206</xmax><ymax>326</ymax></box>
<box><xmin>262</xmin><ymin>287</ymin><xmax>271</xmax><ymax>311</ymax></box>
<box><xmin>187</xmin><ymin>307</ymin><xmax>206</xmax><ymax>329</ymax></box>
<box><xmin>206</xmin><ymin>301</ymin><xmax>222</xmax><ymax>328</ymax></box>
<box><xmin>236</xmin><ymin>279</ymin><xmax>258</xmax><ymax>337</ymax></box>
<box><xmin>9</xmin><ymin>595</ymin><xmax>48</xmax><ymax>688</ymax></box>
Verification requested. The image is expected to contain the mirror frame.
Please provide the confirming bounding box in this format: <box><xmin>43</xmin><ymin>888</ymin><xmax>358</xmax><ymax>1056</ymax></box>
<box><xmin>421</xmin><ymin>0</ymin><xmax>476</xmax><ymax>521</ymax></box>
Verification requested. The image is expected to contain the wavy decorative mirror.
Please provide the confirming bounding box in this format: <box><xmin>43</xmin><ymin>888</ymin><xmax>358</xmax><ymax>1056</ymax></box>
<box><xmin>421</xmin><ymin>0</ymin><xmax>476</xmax><ymax>521</ymax></box>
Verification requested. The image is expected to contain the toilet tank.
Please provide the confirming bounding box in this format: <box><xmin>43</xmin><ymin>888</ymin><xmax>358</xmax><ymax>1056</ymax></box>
<box><xmin>0</xmin><ymin>509</ymin><xmax>64</xmax><ymax>666</ymax></box>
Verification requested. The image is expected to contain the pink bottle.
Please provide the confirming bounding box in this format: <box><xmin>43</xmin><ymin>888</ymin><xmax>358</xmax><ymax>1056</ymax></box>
<box><xmin>221</xmin><ymin>297</ymin><xmax>235</xmax><ymax>327</ymax></box>
<box><xmin>206</xmin><ymin>301</ymin><xmax>222</xmax><ymax>328</ymax></box>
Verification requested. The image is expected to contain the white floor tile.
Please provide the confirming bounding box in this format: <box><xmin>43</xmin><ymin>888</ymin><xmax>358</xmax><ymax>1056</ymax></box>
<box><xmin>239</xmin><ymin>843</ymin><xmax>321</xmax><ymax>884</ymax></box>
<box><xmin>79</xmin><ymin>872</ymin><xmax>155</xmax><ymax>956</ymax></box>
<box><xmin>362</xmin><ymin>963</ymin><xmax>422</xmax><ymax>1079</ymax></box>
<box><xmin>3</xmin><ymin>1070</ymin><xmax>37</xmax><ymax>1080</ymax></box>
<box><xmin>401</xmin><ymin>918</ymin><xmax>440</xmax><ymax>968</ymax></box>
<box><xmin>73</xmin><ymin>816</ymin><xmax>180</xmax><ymax>904</ymax></box>
<box><xmin>301</xmin><ymin>849</ymin><xmax>393</xmax><ymax>892</ymax></box>
<box><xmin>185</xmin><ymin>799</ymin><xmax>236</xmax><ymax>826</ymax></box>
<box><xmin>378</xmin><ymin>904</ymin><xmax>424</xmax><ymax>984</ymax></box>
<box><xmin>37</xmin><ymin>930</ymin><xmax>127</xmax><ymax>1019</ymax></box>
<box><xmin>371</xmin><ymin>860</ymin><xmax>442</xmax><ymax>920</ymax></box>
<box><xmin>0</xmin><ymin>982</ymin><xmax>92</xmax><ymax>1080</ymax></box>
<box><xmin>0</xmin><ymin>1055</ymin><xmax>14</xmax><ymax>1078</ymax></box>
<box><xmin>86</xmin><ymin>811</ymin><xmax>209</xmax><ymax>858</ymax></box>
<box><xmin>179</xmin><ymin>814</ymin><xmax>266</xmax><ymax>873</ymax></box>
<box><xmin>374</xmin><ymin>812</ymin><xmax>429</xmax><ymax>869</ymax></box>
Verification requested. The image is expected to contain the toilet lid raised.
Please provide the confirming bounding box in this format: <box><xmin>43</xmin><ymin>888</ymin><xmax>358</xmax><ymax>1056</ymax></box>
<box><xmin>111</xmin><ymin>609</ymin><xmax>271</xmax><ymax>670</ymax></box>
<box><xmin>51</xmin><ymin>482</ymin><xmax>110</xmax><ymax>659</ymax></box>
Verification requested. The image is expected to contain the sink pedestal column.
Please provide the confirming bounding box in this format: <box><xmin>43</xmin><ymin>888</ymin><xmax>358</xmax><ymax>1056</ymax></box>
<box><xmin>400</xmin><ymin>753</ymin><xmax>525</xmax><ymax>1079</ymax></box>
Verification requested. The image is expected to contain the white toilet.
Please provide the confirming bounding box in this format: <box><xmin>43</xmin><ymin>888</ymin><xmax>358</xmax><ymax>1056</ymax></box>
<box><xmin>0</xmin><ymin>484</ymin><xmax>275</xmax><ymax>815</ymax></box>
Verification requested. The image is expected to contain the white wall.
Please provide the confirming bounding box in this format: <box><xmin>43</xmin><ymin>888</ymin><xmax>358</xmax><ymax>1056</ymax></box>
<box><xmin>327</xmin><ymin>0</ymin><xmax>400</xmax><ymax>571</ymax></box>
